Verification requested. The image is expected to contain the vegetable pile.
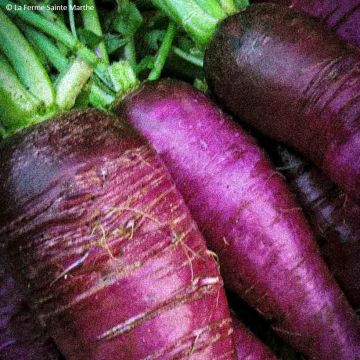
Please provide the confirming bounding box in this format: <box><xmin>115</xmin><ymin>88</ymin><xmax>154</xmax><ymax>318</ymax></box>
<box><xmin>117</xmin><ymin>79</ymin><xmax>360</xmax><ymax>360</ymax></box>
<box><xmin>0</xmin><ymin>1</ymin><xmax>359</xmax><ymax>359</ymax></box>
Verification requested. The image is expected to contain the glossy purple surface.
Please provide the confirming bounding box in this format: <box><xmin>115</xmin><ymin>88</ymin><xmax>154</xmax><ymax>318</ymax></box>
<box><xmin>116</xmin><ymin>79</ymin><xmax>360</xmax><ymax>359</ymax></box>
<box><xmin>252</xmin><ymin>0</ymin><xmax>360</xmax><ymax>48</ymax></box>
<box><xmin>0</xmin><ymin>109</ymin><xmax>235</xmax><ymax>359</ymax></box>
<box><xmin>205</xmin><ymin>3</ymin><xmax>360</xmax><ymax>205</ymax></box>
<box><xmin>268</xmin><ymin>145</ymin><xmax>360</xmax><ymax>309</ymax></box>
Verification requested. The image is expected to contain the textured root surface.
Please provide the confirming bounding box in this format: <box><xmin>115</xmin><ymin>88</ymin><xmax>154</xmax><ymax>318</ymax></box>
<box><xmin>0</xmin><ymin>109</ymin><xmax>235</xmax><ymax>360</ymax></box>
<box><xmin>267</xmin><ymin>144</ymin><xmax>360</xmax><ymax>309</ymax></box>
<box><xmin>117</xmin><ymin>79</ymin><xmax>360</xmax><ymax>360</ymax></box>
<box><xmin>205</xmin><ymin>3</ymin><xmax>360</xmax><ymax>205</ymax></box>
<box><xmin>253</xmin><ymin>0</ymin><xmax>360</xmax><ymax>48</ymax></box>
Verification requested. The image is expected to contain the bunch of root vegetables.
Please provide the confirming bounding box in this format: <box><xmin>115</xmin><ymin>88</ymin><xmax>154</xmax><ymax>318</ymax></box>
<box><xmin>0</xmin><ymin>0</ymin><xmax>359</xmax><ymax>359</ymax></box>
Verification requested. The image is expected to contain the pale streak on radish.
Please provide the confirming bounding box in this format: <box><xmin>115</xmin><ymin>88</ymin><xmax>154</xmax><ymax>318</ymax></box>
<box><xmin>50</xmin><ymin>250</ymin><xmax>91</xmax><ymax>286</ymax></box>
<box><xmin>96</xmin><ymin>280</ymin><xmax>223</xmax><ymax>341</ymax></box>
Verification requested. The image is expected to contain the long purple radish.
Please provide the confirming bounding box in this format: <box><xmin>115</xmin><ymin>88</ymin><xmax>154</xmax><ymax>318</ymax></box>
<box><xmin>231</xmin><ymin>315</ymin><xmax>276</xmax><ymax>359</ymax></box>
<box><xmin>115</xmin><ymin>79</ymin><xmax>360</xmax><ymax>360</ymax></box>
<box><xmin>251</xmin><ymin>0</ymin><xmax>360</xmax><ymax>48</ymax></box>
<box><xmin>0</xmin><ymin>109</ymin><xmax>236</xmax><ymax>360</ymax></box>
<box><xmin>205</xmin><ymin>3</ymin><xmax>360</xmax><ymax>205</ymax></box>
<box><xmin>268</xmin><ymin>144</ymin><xmax>360</xmax><ymax>309</ymax></box>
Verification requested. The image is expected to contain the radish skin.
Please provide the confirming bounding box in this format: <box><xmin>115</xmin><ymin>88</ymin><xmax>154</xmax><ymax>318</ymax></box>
<box><xmin>268</xmin><ymin>144</ymin><xmax>360</xmax><ymax>309</ymax></box>
<box><xmin>116</xmin><ymin>79</ymin><xmax>360</xmax><ymax>360</ymax></box>
<box><xmin>0</xmin><ymin>109</ymin><xmax>236</xmax><ymax>360</ymax></box>
<box><xmin>251</xmin><ymin>0</ymin><xmax>360</xmax><ymax>48</ymax></box>
<box><xmin>0</xmin><ymin>262</ymin><xmax>61</xmax><ymax>360</ymax></box>
<box><xmin>231</xmin><ymin>315</ymin><xmax>276</xmax><ymax>360</ymax></box>
<box><xmin>205</xmin><ymin>3</ymin><xmax>360</xmax><ymax>205</ymax></box>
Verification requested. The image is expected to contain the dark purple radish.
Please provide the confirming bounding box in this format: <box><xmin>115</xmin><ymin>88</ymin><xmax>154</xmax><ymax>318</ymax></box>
<box><xmin>268</xmin><ymin>144</ymin><xmax>360</xmax><ymax>310</ymax></box>
<box><xmin>231</xmin><ymin>315</ymin><xmax>276</xmax><ymax>359</ymax></box>
<box><xmin>0</xmin><ymin>109</ymin><xmax>236</xmax><ymax>360</ymax></box>
<box><xmin>251</xmin><ymin>0</ymin><xmax>360</xmax><ymax>48</ymax></box>
<box><xmin>115</xmin><ymin>79</ymin><xmax>360</xmax><ymax>360</ymax></box>
<box><xmin>0</xmin><ymin>262</ymin><xmax>61</xmax><ymax>360</ymax></box>
<box><xmin>205</xmin><ymin>3</ymin><xmax>360</xmax><ymax>205</ymax></box>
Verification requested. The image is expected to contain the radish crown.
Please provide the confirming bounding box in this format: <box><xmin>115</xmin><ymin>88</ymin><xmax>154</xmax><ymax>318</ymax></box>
<box><xmin>0</xmin><ymin>0</ymin><xmax>179</xmax><ymax>136</ymax></box>
<box><xmin>152</xmin><ymin>0</ymin><xmax>248</xmax><ymax>47</ymax></box>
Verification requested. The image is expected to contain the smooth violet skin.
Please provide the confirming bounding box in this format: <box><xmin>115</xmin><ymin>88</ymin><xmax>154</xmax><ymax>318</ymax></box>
<box><xmin>252</xmin><ymin>0</ymin><xmax>360</xmax><ymax>48</ymax></box>
<box><xmin>205</xmin><ymin>3</ymin><xmax>360</xmax><ymax>205</ymax></box>
<box><xmin>0</xmin><ymin>109</ymin><xmax>235</xmax><ymax>360</ymax></box>
<box><xmin>268</xmin><ymin>145</ymin><xmax>360</xmax><ymax>309</ymax></box>
<box><xmin>116</xmin><ymin>79</ymin><xmax>360</xmax><ymax>360</ymax></box>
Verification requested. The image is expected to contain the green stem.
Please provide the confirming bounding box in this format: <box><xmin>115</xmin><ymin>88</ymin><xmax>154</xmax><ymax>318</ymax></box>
<box><xmin>0</xmin><ymin>53</ymin><xmax>42</xmax><ymax>133</ymax></box>
<box><xmin>13</xmin><ymin>3</ymin><xmax>50</xmax><ymax>67</ymax></box>
<box><xmin>219</xmin><ymin>0</ymin><xmax>238</xmax><ymax>15</ymax></box>
<box><xmin>124</xmin><ymin>37</ymin><xmax>137</xmax><ymax>69</ymax></box>
<box><xmin>20</xmin><ymin>23</ymin><xmax>69</xmax><ymax>73</ymax></box>
<box><xmin>0</xmin><ymin>9</ymin><xmax>55</xmax><ymax>107</ymax></box>
<box><xmin>117</xmin><ymin>0</ymin><xmax>138</xmax><ymax>68</ymax></box>
<box><xmin>195</xmin><ymin>0</ymin><xmax>226</xmax><ymax>18</ymax></box>
<box><xmin>0</xmin><ymin>125</ymin><xmax>6</xmax><ymax>139</ymax></box>
<box><xmin>39</xmin><ymin>7</ymin><xmax>70</xmax><ymax>56</ymax></box>
<box><xmin>172</xmin><ymin>46</ymin><xmax>204</xmax><ymax>67</ymax></box>
<box><xmin>148</xmin><ymin>22</ymin><xmax>176</xmax><ymax>80</ymax></box>
<box><xmin>21</xmin><ymin>23</ymin><xmax>70</xmax><ymax>74</ymax></box>
<box><xmin>40</xmin><ymin>7</ymin><xmax>69</xmax><ymax>30</ymax></box>
<box><xmin>151</xmin><ymin>0</ymin><xmax>221</xmax><ymax>47</ymax></box>
<box><xmin>3</xmin><ymin>3</ymin><xmax>76</xmax><ymax>47</ymax></box>
<box><xmin>193</xmin><ymin>78</ymin><xmax>208</xmax><ymax>93</ymax></box>
<box><xmin>25</xmin><ymin>30</ymin><xmax>49</xmax><ymax>70</ymax></box>
<box><xmin>19</xmin><ymin>22</ymin><xmax>116</xmax><ymax>110</ymax></box>
<box><xmin>0</xmin><ymin>1</ymin><xmax>113</xmax><ymax>89</ymax></box>
<box><xmin>80</xmin><ymin>0</ymin><xmax>109</xmax><ymax>64</ymax></box>
<box><xmin>89</xmin><ymin>84</ymin><xmax>115</xmax><ymax>109</ymax></box>
<box><xmin>56</xmin><ymin>57</ymin><xmax>93</xmax><ymax>110</ymax></box>
<box><xmin>233</xmin><ymin>0</ymin><xmax>250</xmax><ymax>9</ymax></box>
<box><xmin>68</xmin><ymin>0</ymin><xmax>78</xmax><ymax>39</ymax></box>
<box><xmin>109</xmin><ymin>61</ymin><xmax>139</xmax><ymax>95</ymax></box>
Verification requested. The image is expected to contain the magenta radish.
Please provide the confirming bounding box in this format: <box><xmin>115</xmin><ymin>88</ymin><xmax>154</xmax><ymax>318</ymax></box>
<box><xmin>0</xmin><ymin>6</ymin><xmax>274</xmax><ymax>359</ymax></box>
<box><xmin>231</xmin><ymin>315</ymin><xmax>276</xmax><ymax>359</ymax></box>
<box><xmin>251</xmin><ymin>0</ymin><xmax>360</xmax><ymax>48</ymax></box>
<box><xmin>0</xmin><ymin>109</ymin><xmax>236</xmax><ymax>360</ymax></box>
<box><xmin>267</xmin><ymin>144</ymin><xmax>360</xmax><ymax>309</ymax></box>
<box><xmin>116</xmin><ymin>79</ymin><xmax>360</xmax><ymax>359</ymax></box>
<box><xmin>204</xmin><ymin>3</ymin><xmax>360</xmax><ymax>205</ymax></box>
